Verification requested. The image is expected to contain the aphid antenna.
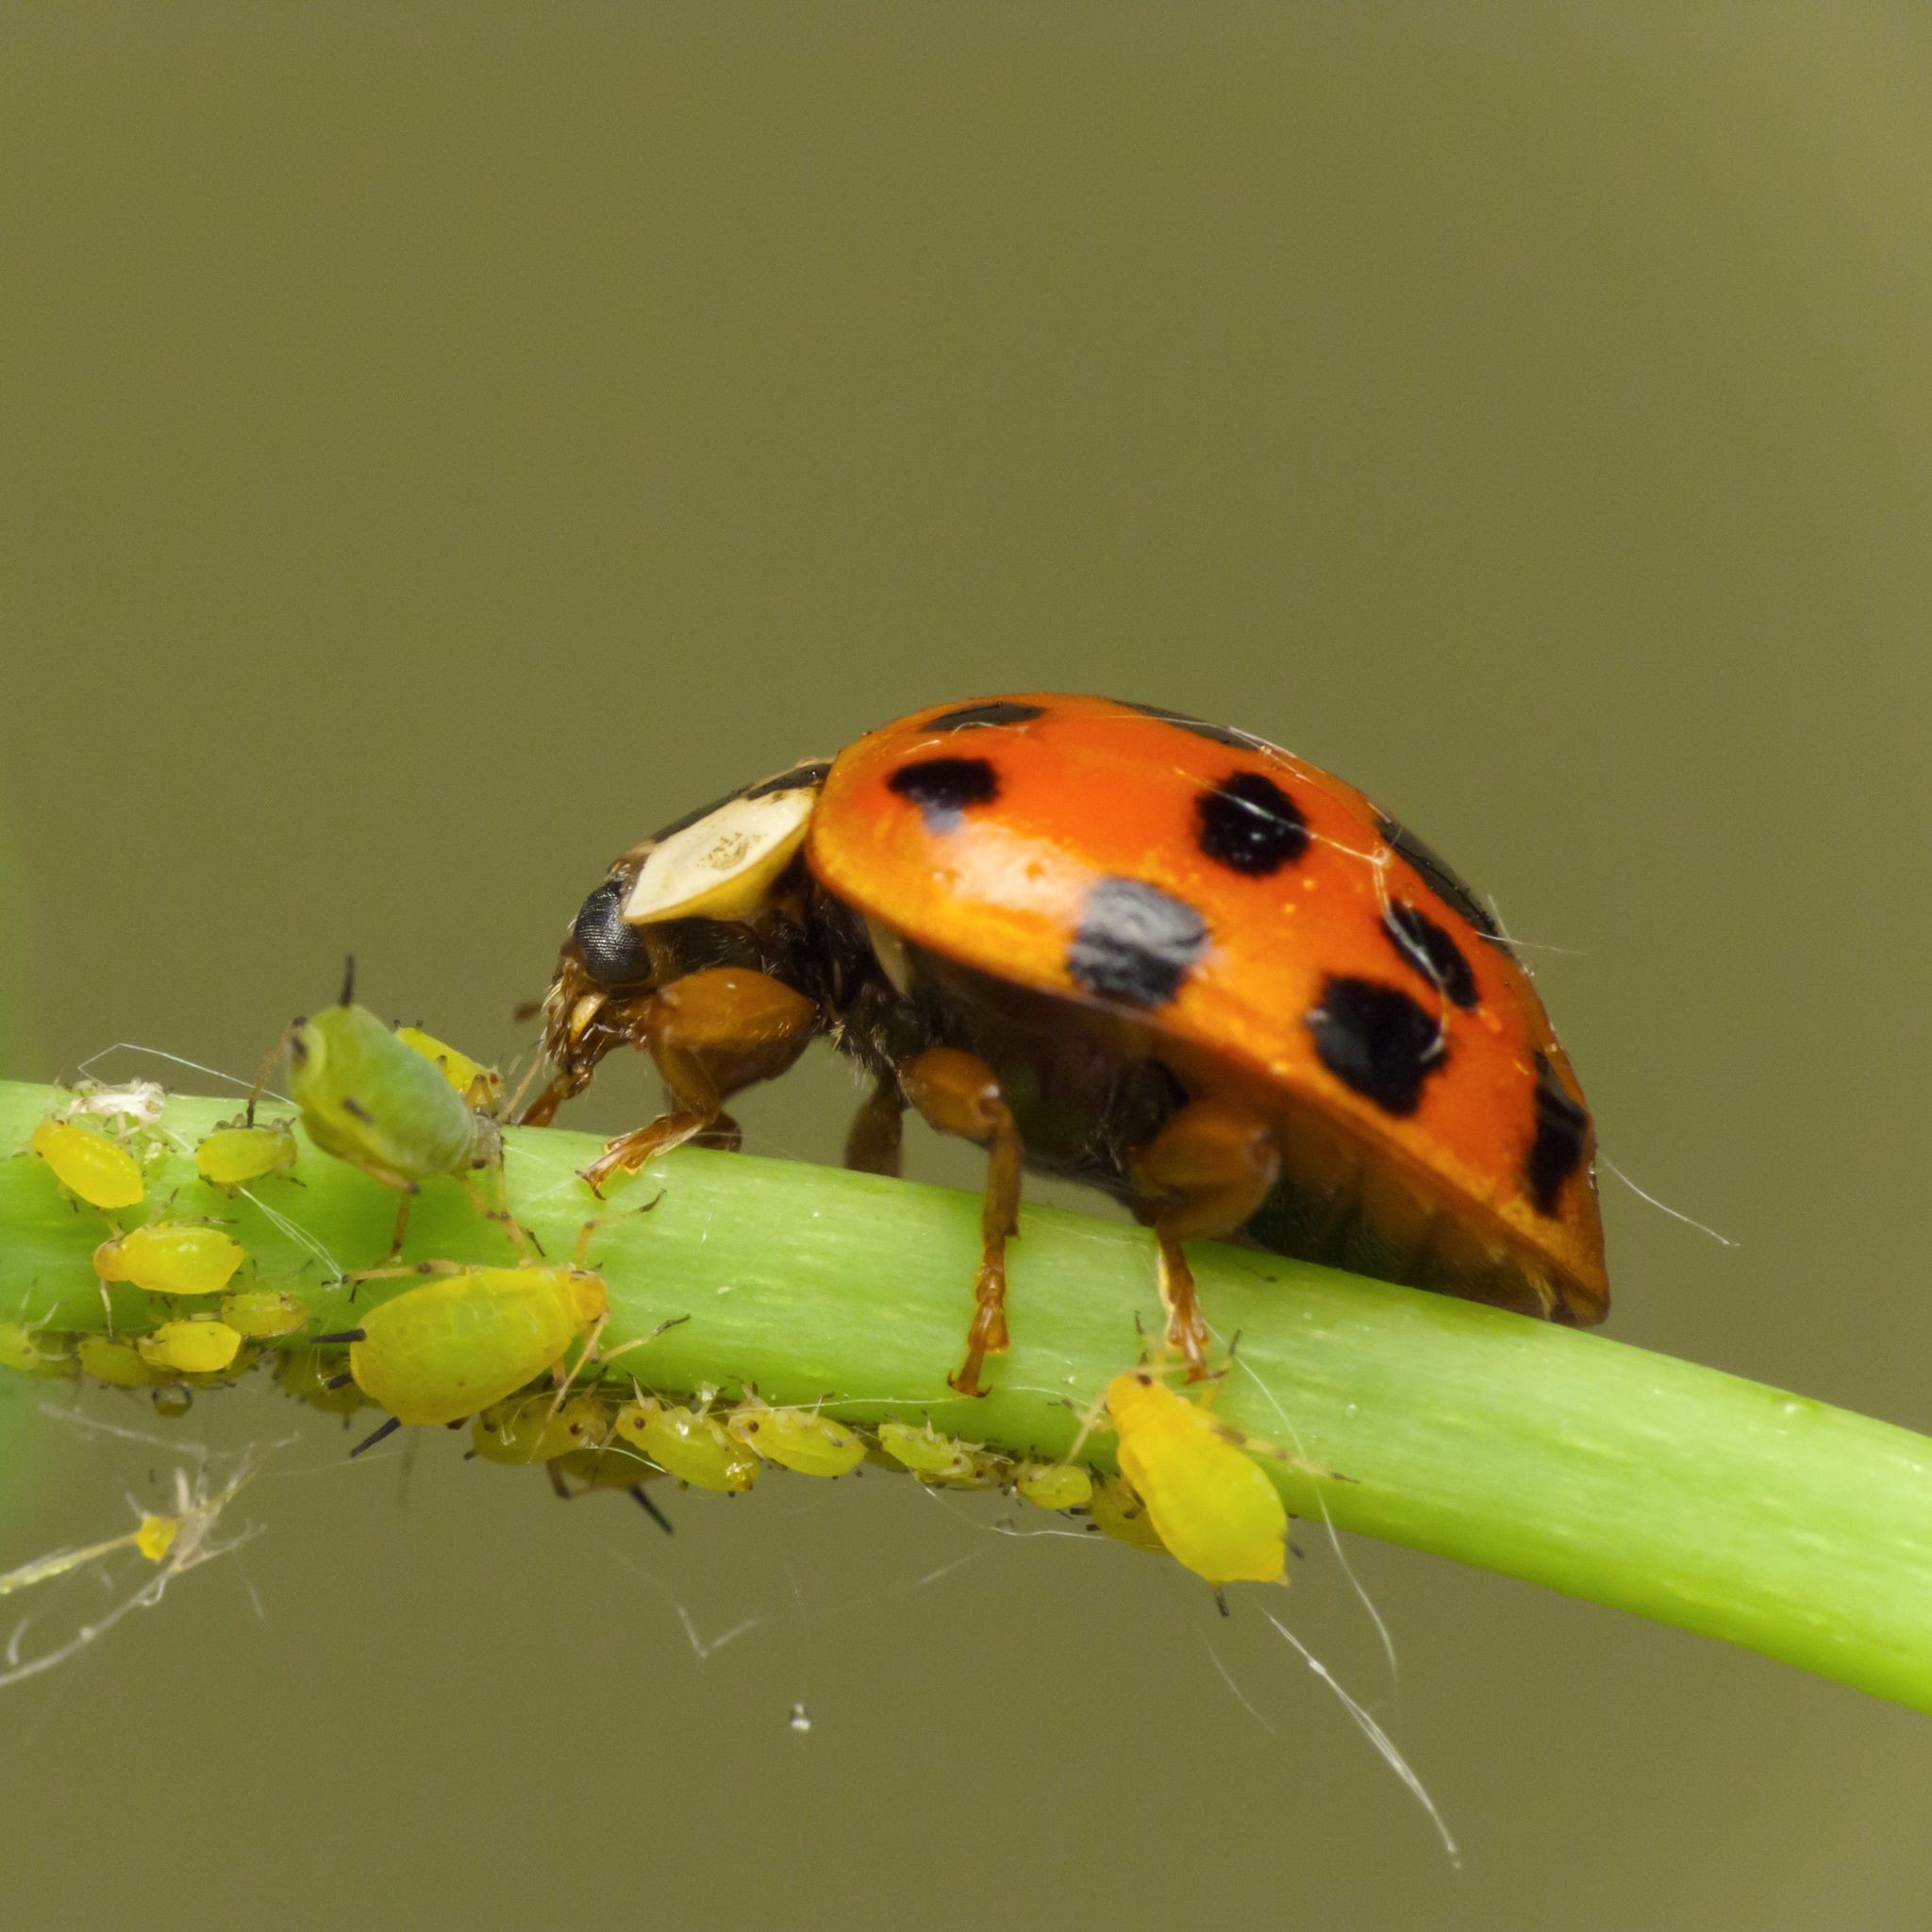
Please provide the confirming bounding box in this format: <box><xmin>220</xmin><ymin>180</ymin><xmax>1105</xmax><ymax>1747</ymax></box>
<box><xmin>339</xmin><ymin>954</ymin><xmax>358</xmax><ymax>1008</ymax></box>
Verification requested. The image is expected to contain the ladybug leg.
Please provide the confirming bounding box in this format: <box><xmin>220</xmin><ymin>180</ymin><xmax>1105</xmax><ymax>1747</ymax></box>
<box><xmin>899</xmin><ymin>1047</ymin><xmax>1022</xmax><ymax>1396</ymax></box>
<box><xmin>578</xmin><ymin>969</ymin><xmax>817</xmax><ymax>1192</ymax></box>
<box><xmin>1126</xmin><ymin>1100</ymin><xmax>1280</xmax><ymax>1380</ymax></box>
<box><xmin>843</xmin><ymin>1079</ymin><xmax>906</xmax><ymax>1178</ymax></box>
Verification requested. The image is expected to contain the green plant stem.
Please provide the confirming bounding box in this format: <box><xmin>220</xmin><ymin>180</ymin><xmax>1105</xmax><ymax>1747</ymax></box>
<box><xmin>3</xmin><ymin>1077</ymin><xmax>1930</xmax><ymax>1713</ymax></box>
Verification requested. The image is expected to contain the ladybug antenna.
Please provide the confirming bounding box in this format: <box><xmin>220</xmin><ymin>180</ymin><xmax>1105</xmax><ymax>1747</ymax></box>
<box><xmin>339</xmin><ymin>954</ymin><xmax>357</xmax><ymax>1009</ymax></box>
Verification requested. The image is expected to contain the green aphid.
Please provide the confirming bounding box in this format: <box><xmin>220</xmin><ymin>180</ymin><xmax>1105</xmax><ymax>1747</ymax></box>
<box><xmin>283</xmin><ymin>959</ymin><xmax>531</xmax><ymax>1262</ymax></box>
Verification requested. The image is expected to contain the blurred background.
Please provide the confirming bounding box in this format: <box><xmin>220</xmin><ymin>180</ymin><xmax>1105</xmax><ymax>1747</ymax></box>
<box><xmin>3</xmin><ymin>4</ymin><xmax>1930</xmax><ymax>1926</ymax></box>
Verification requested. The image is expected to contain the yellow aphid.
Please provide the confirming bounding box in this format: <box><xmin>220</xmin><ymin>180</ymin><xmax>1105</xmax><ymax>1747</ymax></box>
<box><xmin>393</xmin><ymin>1026</ymin><xmax>506</xmax><ymax>1112</ymax></box>
<box><xmin>339</xmin><ymin>1262</ymin><xmax>608</xmax><ymax>1427</ymax></box>
<box><xmin>725</xmin><ymin>1397</ymin><xmax>866</xmax><ymax>1477</ymax></box>
<box><xmin>874</xmin><ymin>1418</ymin><xmax>977</xmax><ymax>1484</ymax></box>
<box><xmin>1015</xmin><ymin>1460</ymin><xmax>1093</xmax><ymax>1511</ymax></box>
<box><xmin>1086</xmin><ymin>1473</ymin><xmax>1169</xmax><ymax>1555</ymax></box>
<box><xmin>469</xmin><ymin>1392</ymin><xmax>608</xmax><ymax>1468</ymax></box>
<box><xmin>30</xmin><ymin>1118</ymin><xmax>144</xmax><ymax>1212</ymax></box>
<box><xmin>275</xmin><ymin>1345</ymin><xmax>371</xmax><ymax>1415</ymax></box>
<box><xmin>1106</xmin><ymin>1370</ymin><xmax>1288</xmax><ymax>1587</ymax></box>
<box><xmin>0</xmin><ymin>1321</ymin><xmax>77</xmax><ymax>1379</ymax></box>
<box><xmin>92</xmin><ymin>1223</ymin><xmax>246</xmax><ymax>1297</ymax></box>
<box><xmin>219</xmin><ymin>1289</ymin><xmax>308</xmax><ymax>1340</ymax></box>
<box><xmin>134</xmin><ymin>1515</ymin><xmax>180</xmax><ymax>1562</ymax></box>
<box><xmin>612</xmin><ymin>1398</ymin><xmax>758</xmax><ymax>1493</ymax></box>
<box><xmin>194</xmin><ymin>1119</ymin><xmax>299</xmax><ymax>1191</ymax></box>
<box><xmin>137</xmin><ymin>1319</ymin><xmax>243</xmax><ymax>1376</ymax></box>
<box><xmin>76</xmin><ymin>1336</ymin><xmax>177</xmax><ymax>1389</ymax></box>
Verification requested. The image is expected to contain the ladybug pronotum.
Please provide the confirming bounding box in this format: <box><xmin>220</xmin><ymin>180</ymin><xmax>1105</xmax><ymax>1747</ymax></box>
<box><xmin>525</xmin><ymin>694</ymin><xmax>1606</xmax><ymax>1394</ymax></box>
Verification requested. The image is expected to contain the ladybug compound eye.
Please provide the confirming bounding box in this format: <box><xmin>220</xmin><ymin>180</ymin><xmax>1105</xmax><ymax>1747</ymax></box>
<box><xmin>621</xmin><ymin>776</ymin><xmax>821</xmax><ymax>926</ymax></box>
<box><xmin>573</xmin><ymin>875</ymin><xmax>656</xmax><ymax>988</ymax></box>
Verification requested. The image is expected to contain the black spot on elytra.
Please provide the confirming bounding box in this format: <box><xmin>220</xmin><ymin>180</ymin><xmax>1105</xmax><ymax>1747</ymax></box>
<box><xmin>744</xmin><ymin>760</ymin><xmax>831</xmax><ymax>799</ymax></box>
<box><xmin>887</xmin><ymin>756</ymin><xmax>999</xmax><ymax>831</ymax></box>
<box><xmin>1306</xmin><ymin>976</ymin><xmax>1446</xmax><ymax>1117</ymax></box>
<box><xmin>1525</xmin><ymin>1051</ymin><xmax>1590</xmax><ymax>1215</ymax></box>
<box><xmin>924</xmin><ymin>701</ymin><xmax>1047</xmax><ymax>731</ymax></box>
<box><xmin>574</xmin><ymin>874</ymin><xmax>655</xmax><ymax>987</ymax></box>
<box><xmin>1374</xmin><ymin>809</ymin><xmax>1506</xmax><ymax>946</ymax></box>
<box><xmin>1381</xmin><ymin>902</ymin><xmax>1477</xmax><ymax>1009</ymax></box>
<box><xmin>1066</xmin><ymin>877</ymin><xmax>1208</xmax><ymax>1007</ymax></box>
<box><xmin>1116</xmin><ymin>700</ymin><xmax>1284</xmax><ymax>756</ymax></box>
<box><xmin>1195</xmin><ymin>771</ymin><xmax>1309</xmax><ymax>877</ymax></box>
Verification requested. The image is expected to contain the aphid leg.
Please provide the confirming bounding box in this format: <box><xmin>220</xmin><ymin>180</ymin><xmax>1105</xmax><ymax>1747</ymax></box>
<box><xmin>460</xmin><ymin>1151</ymin><xmax>542</xmax><ymax>1261</ymax></box>
<box><xmin>577</xmin><ymin>969</ymin><xmax>816</xmax><ymax>1192</ymax></box>
<box><xmin>1126</xmin><ymin>1100</ymin><xmax>1280</xmax><ymax>1380</ymax></box>
<box><xmin>899</xmin><ymin>1047</ymin><xmax>1023</xmax><ymax>1396</ymax></box>
<box><xmin>340</xmin><ymin>1255</ymin><xmax>464</xmax><ymax>1303</ymax></box>
<box><xmin>843</xmin><ymin>1078</ymin><xmax>906</xmax><ymax>1177</ymax></box>
<box><xmin>385</xmin><ymin>1184</ymin><xmax>419</xmax><ymax>1264</ymax></box>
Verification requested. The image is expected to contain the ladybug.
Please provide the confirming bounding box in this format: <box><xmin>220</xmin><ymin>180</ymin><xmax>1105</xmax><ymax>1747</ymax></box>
<box><xmin>524</xmin><ymin>694</ymin><xmax>1606</xmax><ymax>1395</ymax></box>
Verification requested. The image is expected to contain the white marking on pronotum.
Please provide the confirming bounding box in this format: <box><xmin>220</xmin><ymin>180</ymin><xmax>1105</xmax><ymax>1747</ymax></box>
<box><xmin>624</xmin><ymin>784</ymin><xmax>820</xmax><ymax>925</ymax></box>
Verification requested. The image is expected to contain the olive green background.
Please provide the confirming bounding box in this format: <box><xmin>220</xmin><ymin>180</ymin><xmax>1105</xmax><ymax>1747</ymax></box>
<box><xmin>4</xmin><ymin>6</ymin><xmax>1930</xmax><ymax>1927</ymax></box>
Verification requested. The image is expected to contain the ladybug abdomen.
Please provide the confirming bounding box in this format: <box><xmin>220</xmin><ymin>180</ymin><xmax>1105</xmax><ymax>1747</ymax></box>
<box><xmin>860</xmin><ymin>938</ymin><xmax>1595</xmax><ymax>1324</ymax></box>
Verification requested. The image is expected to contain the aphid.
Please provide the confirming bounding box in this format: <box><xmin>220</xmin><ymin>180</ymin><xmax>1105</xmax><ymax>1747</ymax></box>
<box><xmin>1085</xmin><ymin>1472</ymin><xmax>1169</xmax><ymax>1555</ymax></box>
<box><xmin>1106</xmin><ymin>1368</ymin><xmax>1288</xmax><ymax>1587</ymax></box>
<box><xmin>282</xmin><ymin>960</ymin><xmax>529</xmax><ymax>1260</ymax></box>
<box><xmin>525</xmin><ymin>695</ymin><xmax>1606</xmax><ymax>1395</ymax></box>
<box><xmin>316</xmin><ymin>1253</ymin><xmax>609</xmax><ymax>1453</ymax></box>
<box><xmin>1014</xmin><ymin>1459</ymin><xmax>1093</xmax><ymax>1511</ymax></box>
<box><xmin>725</xmin><ymin>1395</ymin><xmax>867</xmax><ymax>1477</ymax></box>
<box><xmin>76</xmin><ymin>1336</ymin><xmax>177</xmax><ymax>1389</ymax></box>
<box><xmin>92</xmin><ymin>1223</ymin><xmax>246</xmax><ymax>1298</ymax></box>
<box><xmin>611</xmin><ymin>1398</ymin><xmax>758</xmax><ymax>1493</ymax></box>
<box><xmin>194</xmin><ymin>1116</ymin><xmax>299</xmax><ymax>1192</ymax></box>
<box><xmin>394</xmin><ymin>1026</ymin><xmax>507</xmax><ymax>1112</ymax></box>
<box><xmin>219</xmin><ymin>1288</ymin><xmax>308</xmax><ymax>1340</ymax></box>
<box><xmin>274</xmin><ymin>1344</ymin><xmax>372</xmax><ymax>1415</ymax></box>
<box><xmin>872</xmin><ymin>1418</ymin><xmax>1003</xmax><ymax>1487</ymax></box>
<box><xmin>29</xmin><ymin>1117</ymin><xmax>144</xmax><ymax>1213</ymax></box>
<box><xmin>546</xmin><ymin>1435</ymin><xmax>675</xmax><ymax>1529</ymax></box>
<box><xmin>469</xmin><ymin>1393</ymin><xmax>675</xmax><ymax>1529</ymax></box>
<box><xmin>469</xmin><ymin>1391</ymin><xmax>608</xmax><ymax>1468</ymax></box>
<box><xmin>0</xmin><ymin>1321</ymin><xmax>77</xmax><ymax>1379</ymax></box>
<box><xmin>137</xmin><ymin>1319</ymin><xmax>244</xmax><ymax>1376</ymax></box>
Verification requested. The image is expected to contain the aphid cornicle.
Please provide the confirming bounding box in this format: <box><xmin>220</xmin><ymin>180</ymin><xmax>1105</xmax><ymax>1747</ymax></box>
<box><xmin>1105</xmin><ymin>1369</ymin><xmax>1289</xmax><ymax>1588</ymax></box>
<box><xmin>283</xmin><ymin>961</ymin><xmax>529</xmax><ymax>1261</ymax></box>
<box><xmin>525</xmin><ymin>695</ymin><xmax>1606</xmax><ymax>1395</ymax></box>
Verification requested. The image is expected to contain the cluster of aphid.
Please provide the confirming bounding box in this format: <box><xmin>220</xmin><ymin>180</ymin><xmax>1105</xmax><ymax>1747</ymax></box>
<box><xmin>5</xmin><ymin>978</ymin><xmax>1299</xmax><ymax>1597</ymax></box>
